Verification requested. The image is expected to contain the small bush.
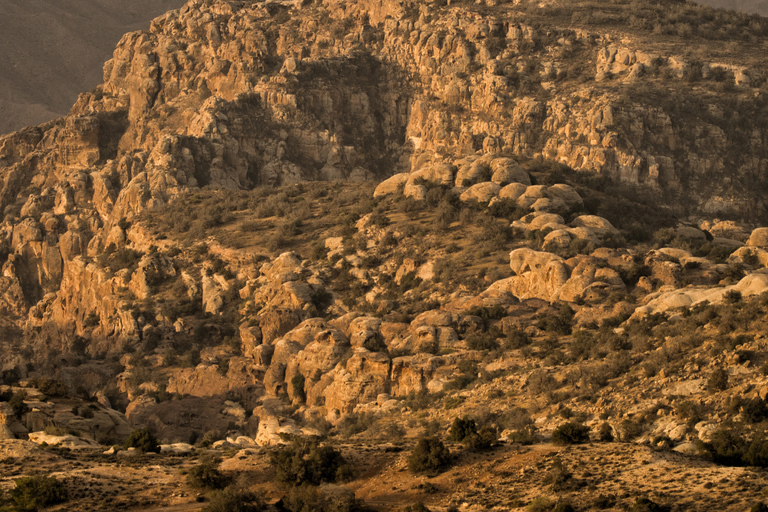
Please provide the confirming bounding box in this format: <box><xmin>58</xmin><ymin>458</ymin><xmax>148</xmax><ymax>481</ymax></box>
<box><xmin>509</xmin><ymin>425</ymin><xmax>538</xmax><ymax>445</ymax></box>
<box><xmin>124</xmin><ymin>427</ymin><xmax>160</xmax><ymax>453</ymax></box>
<box><xmin>291</xmin><ymin>374</ymin><xmax>306</xmax><ymax>403</ymax></box>
<box><xmin>744</xmin><ymin>433</ymin><xmax>768</xmax><ymax>467</ymax></box>
<box><xmin>619</xmin><ymin>418</ymin><xmax>645</xmax><ymax>442</ymax></box>
<box><xmin>732</xmin><ymin>397</ymin><xmax>768</xmax><ymax>423</ymax></box>
<box><xmin>43</xmin><ymin>425</ymin><xmax>68</xmax><ymax>436</ymax></box>
<box><xmin>628</xmin><ymin>496</ymin><xmax>670</xmax><ymax>512</ymax></box>
<box><xmin>447</xmin><ymin>416</ymin><xmax>496</xmax><ymax>451</ymax></box>
<box><xmin>504</xmin><ymin>329</ymin><xmax>531</xmax><ymax>349</ymax></box>
<box><xmin>448</xmin><ymin>417</ymin><xmax>477</xmax><ymax>443</ymax></box>
<box><xmin>34</xmin><ymin>378</ymin><xmax>68</xmax><ymax>398</ymax></box>
<box><xmin>707</xmin><ymin>368</ymin><xmax>728</xmax><ymax>392</ymax></box>
<box><xmin>407</xmin><ymin>437</ymin><xmax>451</xmax><ymax>475</ymax></box>
<box><xmin>8</xmin><ymin>392</ymin><xmax>28</xmax><ymax>418</ymax></box>
<box><xmin>203</xmin><ymin>487</ymin><xmax>263</xmax><ymax>512</ymax></box>
<box><xmin>402</xmin><ymin>503</ymin><xmax>431</xmax><ymax>512</ymax></box>
<box><xmin>279</xmin><ymin>484</ymin><xmax>367</xmax><ymax>512</ymax></box>
<box><xmin>270</xmin><ymin>438</ymin><xmax>352</xmax><ymax>485</ymax></box>
<box><xmin>551</xmin><ymin>421</ymin><xmax>590</xmax><ymax>445</ymax></box>
<box><xmin>527</xmin><ymin>497</ymin><xmax>555</xmax><ymax>512</ymax></box>
<box><xmin>598</xmin><ymin>423</ymin><xmax>614</xmax><ymax>442</ymax></box>
<box><xmin>188</xmin><ymin>458</ymin><xmax>229</xmax><ymax>490</ymax></box>
<box><xmin>465</xmin><ymin>333</ymin><xmax>499</xmax><ymax>351</ymax></box>
<box><xmin>10</xmin><ymin>475</ymin><xmax>68</xmax><ymax>512</ymax></box>
<box><xmin>707</xmin><ymin>426</ymin><xmax>748</xmax><ymax>466</ymax></box>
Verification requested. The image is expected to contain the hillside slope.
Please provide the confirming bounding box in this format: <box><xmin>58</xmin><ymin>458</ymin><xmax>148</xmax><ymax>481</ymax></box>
<box><xmin>1</xmin><ymin>0</ymin><xmax>768</xmax><ymax>510</ymax></box>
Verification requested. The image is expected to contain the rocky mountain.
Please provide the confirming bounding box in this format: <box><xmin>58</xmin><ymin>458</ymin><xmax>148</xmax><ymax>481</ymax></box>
<box><xmin>0</xmin><ymin>0</ymin><xmax>186</xmax><ymax>135</ymax></box>
<box><xmin>2</xmin><ymin>0</ymin><xmax>768</xmax><ymax>510</ymax></box>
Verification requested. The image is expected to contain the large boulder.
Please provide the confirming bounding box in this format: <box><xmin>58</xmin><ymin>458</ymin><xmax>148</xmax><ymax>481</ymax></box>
<box><xmin>490</xmin><ymin>158</ymin><xmax>530</xmax><ymax>186</ymax></box>
<box><xmin>285</xmin><ymin>328</ymin><xmax>351</xmax><ymax>404</ymax></box>
<box><xmin>499</xmin><ymin>182</ymin><xmax>528</xmax><ymax>202</ymax></box>
<box><xmin>455</xmin><ymin>156</ymin><xmax>492</xmax><ymax>187</ymax></box>
<box><xmin>321</xmin><ymin>349</ymin><xmax>392</xmax><ymax>413</ymax></box>
<box><xmin>406</xmin><ymin>163</ymin><xmax>455</xmax><ymax>188</ymax></box>
<box><xmin>500</xmin><ymin>248</ymin><xmax>570</xmax><ymax>301</ymax></box>
<box><xmin>516</xmin><ymin>185</ymin><xmax>548</xmax><ymax>209</ymax></box>
<box><xmin>747</xmin><ymin>227</ymin><xmax>768</xmax><ymax>248</ymax></box>
<box><xmin>373</xmin><ymin>173</ymin><xmax>409</xmax><ymax>197</ymax></box>
<box><xmin>546</xmin><ymin>184</ymin><xmax>583</xmax><ymax>212</ymax></box>
<box><xmin>633</xmin><ymin>272</ymin><xmax>768</xmax><ymax>318</ymax></box>
<box><xmin>571</xmin><ymin>215</ymin><xmax>619</xmax><ymax>236</ymax></box>
<box><xmin>390</xmin><ymin>354</ymin><xmax>445</xmax><ymax>396</ymax></box>
<box><xmin>460</xmin><ymin>182</ymin><xmax>500</xmax><ymax>203</ymax></box>
<box><xmin>240</xmin><ymin>322</ymin><xmax>263</xmax><ymax>359</ymax></box>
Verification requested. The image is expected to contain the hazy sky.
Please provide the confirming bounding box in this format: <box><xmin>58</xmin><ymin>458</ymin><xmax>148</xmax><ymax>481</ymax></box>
<box><xmin>695</xmin><ymin>0</ymin><xmax>768</xmax><ymax>16</ymax></box>
<box><xmin>0</xmin><ymin>0</ymin><xmax>185</xmax><ymax>134</ymax></box>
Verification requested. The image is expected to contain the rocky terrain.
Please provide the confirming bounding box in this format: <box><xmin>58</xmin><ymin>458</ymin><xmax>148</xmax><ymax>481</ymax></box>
<box><xmin>2</xmin><ymin>0</ymin><xmax>768</xmax><ymax>510</ymax></box>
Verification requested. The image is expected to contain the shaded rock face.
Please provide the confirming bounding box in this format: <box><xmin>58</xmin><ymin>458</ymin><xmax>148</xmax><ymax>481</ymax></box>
<box><xmin>0</xmin><ymin>391</ymin><xmax>132</xmax><ymax>445</ymax></box>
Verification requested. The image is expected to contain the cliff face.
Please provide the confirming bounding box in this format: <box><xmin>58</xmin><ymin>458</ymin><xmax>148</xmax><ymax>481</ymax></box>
<box><xmin>4</xmin><ymin>0</ymin><xmax>768</xmax><ymax>224</ymax></box>
<box><xmin>3</xmin><ymin>0</ymin><xmax>768</xmax><ymax>435</ymax></box>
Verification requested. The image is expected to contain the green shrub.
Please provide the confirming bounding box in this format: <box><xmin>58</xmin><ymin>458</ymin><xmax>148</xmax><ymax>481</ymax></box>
<box><xmin>551</xmin><ymin>421</ymin><xmax>590</xmax><ymax>445</ymax></box>
<box><xmin>527</xmin><ymin>497</ymin><xmax>554</xmax><ymax>512</ymax></box>
<box><xmin>465</xmin><ymin>332</ymin><xmax>499</xmax><ymax>351</ymax></box>
<box><xmin>543</xmin><ymin>457</ymin><xmax>576</xmax><ymax>492</ymax></box>
<box><xmin>188</xmin><ymin>458</ymin><xmax>229</xmax><ymax>490</ymax></box>
<box><xmin>407</xmin><ymin>437</ymin><xmax>451</xmax><ymax>475</ymax></box>
<box><xmin>628</xmin><ymin>496</ymin><xmax>670</xmax><ymax>512</ymax></box>
<box><xmin>504</xmin><ymin>329</ymin><xmax>531</xmax><ymax>349</ymax></box>
<box><xmin>447</xmin><ymin>416</ymin><xmax>496</xmax><ymax>451</ymax></box>
<box><xmin>619</xmin><ymin>418</ymin><xmax>645</xmax><ymax>441</ymax></box>
<box><xmin>124</xmin><ymin>427</ymin><xmax>160</xmax><ymax>453</ymax></box>
<box><xmin>203</xmin><ymin>487</ymin><xmax>264</xmax><ymax>512</ymax></box>
<box><xmin>34</xmin><ymin>378</ymin><xmax>68</xmax><ymax>398</ymax></box>
<box><xmin>402</xmin><ymin>503</ymin><xmax>431</xmax><ymax>512</ymax></box>
<box><xmin>744</xmin><ymin>433</ymin><xmax>768</xmax><ymax>467</ymax></box>
<box><xmin>707</xmin><ymin>368</ymin><xmax>728</xmax><ymax>392</ymax></box>
<box><xmin>732</xmin><ymin>397</ymin><xmax>768</xmax><ymax>423</ymax></box>
<box><xmin>448</xmin><ymin>417</ymin><xmax>477</xmax><ymax>443</ymax></box>
<box><xmin>509</xmin><ymin>425</ymin><xmax>538</xmax><ymax>445</ymax></box>
<box><xmin>98</xmin><ymin>247</ymin><xmax>143</xmax><ymax>274</ymax></box>
<box><xmin>9</xmin><ymin>475</ymin><xmax>68</xmax><ymax>512</ymax></box>
<box><xmin>707</xmin><ymin>426</ymin><xmax>748</xmax><ymax>466</ymax></box>
<box><xmin>598</xmin><ymin>423</ymin><xmax>614</xmax><ymax>442</ymax></box>
<box><xmin>8</xmin><ymin>392</ymin><xmax>28</xmax><ymax>418</ymax></box>
<box><xmin>536</xmin><ymin>304</ymin><xmax>575</xmax><ymax>335</ymax></box>
<box><xmin>270</xmin><ymin>439</ymin><xmax>352</xmax><ymax>485</ymax></box>
<box><xmin>279</xmin><ymin>484</ymin><xmax>367</xmax><ymax>512</ymax></box>
<box><xmin>291</xmin><ymin>374</ymin><xmax>306</xmax><ymax>403</ymax></box>
<box><xmin>466</xmin><ymin>305</ymin><xmax>507</xmax><ymax>322</ymax></box>
<box><xmin>337</xmin><ymin>412</ymin><xmax>378</xmax><ymax>439</ymax></box>
<box><xmin>43</xmin><ymin>425</ymin><xmax>68</xmax><ymax>436</ymax></box>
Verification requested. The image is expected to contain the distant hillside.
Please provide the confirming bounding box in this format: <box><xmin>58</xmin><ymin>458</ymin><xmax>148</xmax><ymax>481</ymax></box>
<box><xmin>696</xmin><ymin>0</ymin><xmax>768</xmax><ymax>16</ymax></box>
<box><xmin>0</xmin><ymin>0</ymin><xmax>184</xmax><ymax>134</ymax></box>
